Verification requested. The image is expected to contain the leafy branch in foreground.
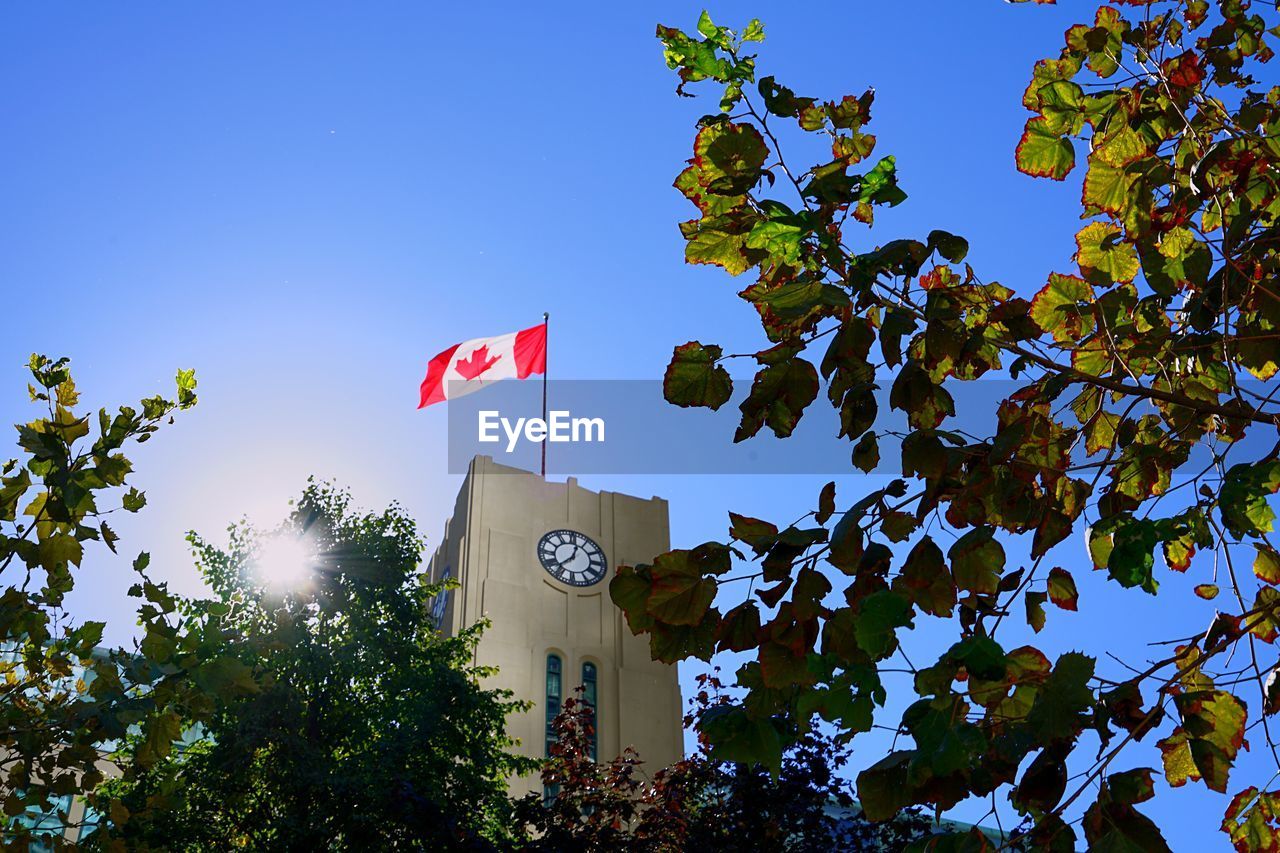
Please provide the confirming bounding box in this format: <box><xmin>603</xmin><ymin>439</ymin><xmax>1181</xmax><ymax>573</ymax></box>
<box><xmin>0</xmin><ymin>355</ymin><xmax>226</xmax><ymax>847</ymax></box>
<box><xmin>614</xmin><ymin>5</ymin><xmax>1280</xmax><ymax>850</ymax></box>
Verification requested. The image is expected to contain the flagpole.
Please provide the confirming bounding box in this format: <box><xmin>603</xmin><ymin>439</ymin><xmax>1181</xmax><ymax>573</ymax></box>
<box><xmin>541</xmin><ymin>312</ymin><xmax>549</xmax><ymax>478</ymax></box>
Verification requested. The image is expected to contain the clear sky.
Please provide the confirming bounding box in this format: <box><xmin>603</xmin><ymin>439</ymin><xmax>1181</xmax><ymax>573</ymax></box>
<box><xmin>0</xmin><ymin>2</ymin><xmax>1250</xmax><ymax>847</ymax></box>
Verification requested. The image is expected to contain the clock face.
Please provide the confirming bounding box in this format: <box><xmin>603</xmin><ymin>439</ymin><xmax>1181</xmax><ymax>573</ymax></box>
<box><xmin>537</xmin><ymin>529</ymin><xmax>607</xmax><ymax>587</ymax></box>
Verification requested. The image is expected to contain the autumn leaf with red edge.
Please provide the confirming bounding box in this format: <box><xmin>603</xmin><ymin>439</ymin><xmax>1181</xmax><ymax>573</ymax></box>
<box><xmin>1255</xmin><ymin>544</ymin><xmax>1280</xmax><ymax>585</ymax></box>
<box><xmin>1016</xmin><ymin>117</ymin><xmax>1075</xmax><ymax>180</ymax></box>
<box><xmin>1047</xmin><ymin>568</ymin><xmax>1079</xmax><ymax>611</ymax></box>
<box><xmin>1221</xmin><ymin>786</ymin><xmax>1280</xmax><ymax>853</ymax></box>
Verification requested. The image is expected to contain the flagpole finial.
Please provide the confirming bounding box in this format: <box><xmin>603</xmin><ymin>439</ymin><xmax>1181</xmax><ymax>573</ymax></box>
<box><xmin>543</xmin><ymin>311</ymin><xmax>549</xmax><ymax>321</ymax></box>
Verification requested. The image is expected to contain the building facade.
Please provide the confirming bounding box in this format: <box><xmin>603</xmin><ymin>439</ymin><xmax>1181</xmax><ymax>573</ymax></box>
<box><xmin>427</xmin><ymin>456</ymin><xmax>683</xmax><ymax>796</ymax></box>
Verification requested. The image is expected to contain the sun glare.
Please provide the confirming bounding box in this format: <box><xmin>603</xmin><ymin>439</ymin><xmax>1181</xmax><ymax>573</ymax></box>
<box><xmin>256</xmin><ymin>536</ymin><xmax>315</xmax><ymax>588</ymax></box>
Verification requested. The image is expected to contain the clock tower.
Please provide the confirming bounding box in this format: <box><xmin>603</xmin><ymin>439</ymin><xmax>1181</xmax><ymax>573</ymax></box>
<box><xmin>426</xmin><ymin>455</ymin><xmax>684</xmax><ymax>796</ymax></box>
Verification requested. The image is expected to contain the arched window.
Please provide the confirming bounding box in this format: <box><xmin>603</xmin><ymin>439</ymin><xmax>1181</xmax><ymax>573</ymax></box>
<box><xmin>545</xmin><ymin>654</ymin><xmax>562</xmax><ymax>756</ymax></box>
<box><xmin>582</xmin><ymin>662</ymin><xmax>598</xmax><ymax>762</ymax></box>
<box><xmin>544</xmin><ymin>654</ymin><xmax>563</xmax><ymax>802</ymax></box>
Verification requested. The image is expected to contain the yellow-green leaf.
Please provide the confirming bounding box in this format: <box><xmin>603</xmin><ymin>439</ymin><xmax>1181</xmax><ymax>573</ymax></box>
<box><xmin>1016</xmin><ymin>117</ymin><xmax>1075</xmax><ymax>181</ymax></box>
<box><xmin>1075</xmin><ymin>221</ymin><xmax>1138</xmax><ymax>283</ymax></box>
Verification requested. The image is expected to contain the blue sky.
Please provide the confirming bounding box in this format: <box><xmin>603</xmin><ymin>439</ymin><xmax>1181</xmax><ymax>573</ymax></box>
<box><xmin>0</xmin><ymin>2</ymin><xmax>1250</xmax><ymax>847</ymax></box>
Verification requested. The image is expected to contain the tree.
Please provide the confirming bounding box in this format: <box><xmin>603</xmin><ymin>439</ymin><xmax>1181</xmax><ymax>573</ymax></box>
<box><xmin>514</xmin><ymin>672</ymin><xmax>935</xmax><ymax>852</ymax></box>
<box><xmin>0</xmin><ymin>354</ymin><xmax>228</xmax><ymax>848</ymax></box>
<box><xmin>612</xmin><ymin>6</ymin><xmax>1280</xmax><ymax>849</ymax></box>
<box><xmin>95</xmin><ymin>480</ymin><xmax>536</xmax><ymax>851</ymax></box>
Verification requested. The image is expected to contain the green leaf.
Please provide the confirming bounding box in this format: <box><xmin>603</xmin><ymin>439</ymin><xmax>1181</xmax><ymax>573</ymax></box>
<box><xmin>683</xmin><ymin>216</ymin><xmax>757</xmax><ymax>275</ymax></box>
<box><xmin>657</xmin><ymin>22</ymin><xmax>731</xmax><ymax>85</ymax></box>
<box><xmin>122</xmin><ymin>486</ymin><xmax>147</xmax><ymax>512</ymax></box>
<box><xmin>194</xmin><ymin>656</ymin><xmax>259</xmax><ymax>698</ymax></box>
<box><xmin>700</xmin><ymin>705</ymin><xmax>782</xmax><ymax>775</ymax></box>
<box><xmin>646</xmin><ymin>547</ymin><xmax>726</xmax><ymax>625</ymax></box>
<box><xmin>948</xmin><ymin>528</ymin><xmax>1004</xmax><ymax>595</ymax></box>
<box><xmin>1035</xmin><ymin>80</ymin><xmax>1086</xmax><ymax>135</ymax></box>
<box><xmin>854</xmin><ymin>589</ymin><xmax>914</xmax><ymax>660</ymax></box>
<box><xmin>1255</xmin><ymin>544</ymin><xmax>1280</xmax><ymax>585</ymax></box>
<box><xmin>744</xmin><ymin>219</ymin><xmax>806</xmax><ymax>265</ymax></box>
<box><xmin>175</xmin><ymin>367</ymin><xmax>198</xmax><ymax>408</ymax></box>
<box><xmin>675</xmin><ymin>165</ymin><xmax>745</xmax><ymax>216</ymax></box>
<box><xmin>757</xmin><ymin>76</ymin><xmax>814</xmax><ymax>120</ymax></box>
<box><xmin>1016</xmin><ymin>117</ymin><xmax>1075</xmax><ymax>180</ymax></box>
<box><xmin>1075</xmin><ymin>221</ymin><xmax>1138</xmax><ymax>283</ymax></box>
<box><xmin>759</xmin><ymin>640</ymin><xmax>815</xmax><ymax>688</ymax></box>
<box><xmin>1083</xmin><ymin>797</ymin><xmax>1172</xmax><ymax>852</ymax></box>
<box><xmin>879</xmin><ymin>307</ymin><xmax>916</xmax><ymax>369</ymax></box>
<box><xmin>38</xmin><ymin>533</ymin><xmax>83</xmax><ymax>571</ymax></box>
<box><xmin>693</xmin><ymin>122</ymin><xmax>768</xmax><ymax>196</ymax></box>
<box><xmin>1022</xmin><ymin>55</ymin><xmax>1083</xmax><ymax>110</ymax></box>
<box><xmin>1222</xmin><ymin>788</ymin><xmax>1280</xmax><ymax>853</ymax></box>
<box><xmin>1012</xmin><ymin>748</ymin><xmax>1068</xmax><ymax>814</ymax></box>
<box><xmin>728</xmin><ymin>512</ymin><xmax>778</xmax><ymax>554</ymax></box>
<box><xmin>649</xmin><ymin>618</ymin><xmax>718</xmax><ymax>663</ymax></box>
<box><xmin>1169</xmin><ymin>690</ymin><xmax>1247</xmax><ymax>793</ymax></box>
<box><xmin>852</xmin><ymin>432</ymin><xmax>879</xmax><ymax>473</ymax></box>
<box><xmin>889</xmin><ymin>363</ymin><xmax>954</xmax><ymax>430</ymax></box>
<box><xmin>1158</xmin><ymin>729</ymin><xmax>1200</xmax><ymax>788</ymax></box>
<box><xmin>1082</xmin><ymin>157</ymin><xmax>1138</xmax><ymax>217</ymax></box>
<box><xmin>716</xmin><ymin>602</ymin><xmax>761</xmax><ymax>652</ymax></box>
<box><xmin>1026</xmin><ymin>591</ymin><xmax>1048</xmax><ymax>633</ymax></box>
<box><xmin>664</xmin><ymin>342</ymin><xmax>733</xmax><ymax>410</ymax></box>
<box><xmin>751</xmin><ymin>280</ymin><xmax>850</xmax><ymax>319</ymax></box>
<box><xmin>1046</xmin><ymin>567</ymin><xmax>1078</xmax><ymax>611</ymax></box>
<box><xmin>792</xmin><ymin>567</ymin><xmax>832</xmax><ymax>621</ymax></box>
<box><xmin>1108</xmin><ymin>768</ymin><xmax>1156</xmax><ymax>805</ymax></box>
<box><xmin>927</xmin><ymin>230</ymin><xmax>969</xmax><ymax>263</ymax></box>
<box><xmin>856</xmin><ymin>751</ymin><xmax>914</xmax><ymax>821</ymax></box>
<box><xmin>1221</xmin><ymin>461</ymin><xmax>1280</xmax><ymax>539</ymax></box>
<box><xmin>1030</xmin><ymin>273</ymin><xmax>1094</xmax><ymax>343</ymax></box>
<box><xmin>696</xmin><ymin>10</ymin><xmax>722</xmax><ymax>41</ymax></box>
<box><xmin>1107</xmin><ymin>516</ymin><xmax>1159</xmax><ymax>595</ymax></box>
<box><xmin>858</xmin><ymin>156</ymin><xmax>906</xmax><ymax>206</ymax></box>
<box><xmin>1252</xmin><ymin>587</ymin><xmax>1280</xmax><ymax>643</ymax></box>
<box><xmin>137</xmin><ymin>710</ymin><xmax>184</xmax><ymax>769</ymax></box>
<box><xmin>0</xmin><ymin>467</ymin><xmax>31</xmax><ymax>522</ymax></box>
<box><xmin>896</xmin><ymin>536</ymin><xmax>955</xmax><ymax>617</ymax></box>
<box><xmin>816</xmin><ymin>481</ymin><xmax>836</xmax><ymax>525</ymax></box>
<box><xmin>51</xmin><ymin>406</ymin><xmax>90</xmax><ymax>443</ymax></box>
<box><xmin>947</xmin><ymin>635</ymin><xmax>1008</xmax><ymax>681</ymax></box>
<box><xmin>100</xmin><ymin>521</ymin><xmax>119</xmax><ymax>554</ymax></box>
<box><xmin>610</xmin><ymin>564</ymin><xmax>656</xmax><ymax>634</ymax></box>
<box><xmin>1027</xmin><ymin>652</ymin><xmax>1095</xmax><ymax>742</ymax></box>
<box><xmin>736</xmin><ymin>357</ymin><xmax>819</xmax><ymax>440</ymax></box>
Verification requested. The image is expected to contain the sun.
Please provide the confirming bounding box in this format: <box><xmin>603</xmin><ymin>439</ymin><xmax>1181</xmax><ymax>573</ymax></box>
<box><xmin>255</xmin><ymin>535</ymin><xmax>315</xmax><ymax>589</ymax></box>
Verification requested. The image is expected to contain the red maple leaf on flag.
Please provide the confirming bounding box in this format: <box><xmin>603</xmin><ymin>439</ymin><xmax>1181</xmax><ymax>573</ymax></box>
<box><xmin>456</xmin><ymin>345</ymin><xmax>501</xmax><ymax>380</ymax></box>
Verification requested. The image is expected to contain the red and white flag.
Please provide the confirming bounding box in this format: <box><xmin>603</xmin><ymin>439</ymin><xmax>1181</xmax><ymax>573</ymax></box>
<box><xmin>418</xmin><ymin>323</ymin><xmax>547</xmax><ymax>408</ymax></box>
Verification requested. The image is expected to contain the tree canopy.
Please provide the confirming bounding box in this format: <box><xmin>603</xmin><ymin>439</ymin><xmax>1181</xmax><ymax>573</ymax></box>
<box><xmin>95</xmin><ymin>481</ymin><xmax>535</xmax><ymax>850</ymax></box>
<box><xmin>612</xmin><ymin>4</ymin><xmax>1280</xmax><ymax>849</ymax></box>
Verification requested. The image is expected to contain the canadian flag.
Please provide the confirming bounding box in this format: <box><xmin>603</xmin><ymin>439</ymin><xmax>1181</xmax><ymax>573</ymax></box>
<box><xmin>418</xmin><ymin>323</ymin><xmax>547</xmax><ymax>408</ymax></box>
